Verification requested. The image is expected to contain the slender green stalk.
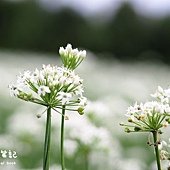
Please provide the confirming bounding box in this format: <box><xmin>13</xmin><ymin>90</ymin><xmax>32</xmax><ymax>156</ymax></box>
<box><xmin>61</xmin><ymin>105</ymin><xmax>66</xmax><ymax>170</ymax></box>
<box><xmin>152</xmin><ymin>131</ymin><xmax>162</xmax><ymax>170</ymax></box>
<box><xmin>43</xmin><ymin>107</ymin><xmax>51</xmax><ymax>170</ymax></box>
<box><xmin>84</xmin><ymin>151</ymin><xmax>89</xmax><ymax>170</ymax></box>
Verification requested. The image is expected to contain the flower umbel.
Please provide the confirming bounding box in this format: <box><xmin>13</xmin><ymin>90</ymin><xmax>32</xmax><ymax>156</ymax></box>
<box><xmin>9</xmin><ymin>65</ymin><xmax>87</xmax><ymax>112</ymax></box>
<box><xmin>120</xmin><ymin>86</ymin><xmax>170</xmax><ymax>170</ymax></box>
<box><xmin>122</xmin><ymin>101</ymin><xmax>170</xmax><ymax>133</ymax></box>
<box><xmin>59</xmin><ymin>44</ymin><xmax>86</xmax><ymax>70</ymax></box>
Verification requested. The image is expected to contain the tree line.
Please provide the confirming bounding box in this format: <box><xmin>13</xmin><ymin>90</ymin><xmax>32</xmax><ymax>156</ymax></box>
<box><xmin>0</xmin><ymin>0</ymin><xmax>170</xmax><ymax>63</ymax></box>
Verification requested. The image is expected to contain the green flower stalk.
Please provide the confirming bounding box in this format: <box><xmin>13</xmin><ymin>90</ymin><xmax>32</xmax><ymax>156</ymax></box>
<box><xmin>120</xmin><ymin>86</ymin><xmax>170</xmax><ymax>170</ymax></box>
<box><xmin>9</xmin><ymin>44</ymin><xmax>87</xmax><ymax>170</ymax></box>
<box><xmin>43</xmin><ymin>107</ymin><xmax>51</xmax><ymax>170</ymax></box>
<box><xmin>61</xmin><ymin>105</ymin><xmax>66</xmax><ymax>170</ymax></box>
<box><xmin>58</xmin><ymin>44</ymin><xmax>87</xmax><ymax>170</ymax></box>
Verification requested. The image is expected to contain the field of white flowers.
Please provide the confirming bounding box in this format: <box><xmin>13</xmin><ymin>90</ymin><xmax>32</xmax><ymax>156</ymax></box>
<box><xmin>1</xmin><ymin>50</ymin><xmax>170</xmax><ymax>170</ymax></box>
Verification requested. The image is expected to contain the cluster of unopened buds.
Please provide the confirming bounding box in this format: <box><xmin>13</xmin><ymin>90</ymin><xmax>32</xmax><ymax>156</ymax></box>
<box><xmin>9</xmin><ymin>44</ymin><xmax>87</xmax><ymax>118</ymax></box>
<box><xmin>120</xmin><ymin>86</ymin><xmax>170</xmax><ymax>133</ymax></box>
<box><xmin>59</xmin><ymin>44</ymin><xmax>86</xmax><ymax>70</ymax></box>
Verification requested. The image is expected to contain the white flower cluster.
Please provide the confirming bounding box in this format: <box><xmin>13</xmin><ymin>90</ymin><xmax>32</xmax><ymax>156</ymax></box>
<box><xmin>158</xmin><ymin>138</ymin><xmax>170</xmax><ymax>160</ymax></box>
<box><xmin>9</xmin><ymin>64</ymin><xmax>87</xmax><ymax>114</ymax></box>
<box><xmin>66</xmin><ymin>117</ymin><xmax>112</xmax><ymax>151</ymax></box>
<box><xmin>151</xmin><ymin>86</ymin><xmax>170</xmax><ymax>104</ymax></box>
<box><xmin>59</xmin><ymin>44</ymin><xmax>86</xmax><ymax>70</ymax></box>
<box><xmin>122</xmin><ymin>86</ymin><xmax>170</xmax><ymax>132</ymax></box>
<box><xmin>127</xmin><ymin>101</ymin><xmax>170</xmax><ymax>117</ymax></box>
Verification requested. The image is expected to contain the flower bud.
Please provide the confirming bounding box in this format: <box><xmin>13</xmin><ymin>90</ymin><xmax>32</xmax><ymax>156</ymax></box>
<box><xmin>162</xmin><ymin>121</ymin><xmax>169</xmax><ymax>128</ymax></box>
<box><xmin>36</xmin><ymin>113</ymin><xmax>42</xmax><ymax>118</ymax></box>
<box><xmin>65</xmin><ymin>115</ymin><xmax>69</xmax><ymax>120</ymax></box>
<box><xmin>134</xmin><ymin>126</ymin><xmax>141</xmax><ymax>131</ymax></box>
<box><xmin>166</xmin><ymin>118</ymin><xmax>170</xmax><ymax>124</ymax></box>
<box><xmin>78</xmin><ymin>107</ymin><xmax>84</xmax><ymax>115</ymax></box>
<box><xmin>119</xmin><ymin>122</ymin><xmax>124</xmax><ymax>126</ymax></box>
<box><xmin>59</xmin><ymin>47</ymin><xmax>66</xmax><ymax>56</ymax></box>
<box><xmin>66</xmin><ymin>44</ymin><xmax>72</xmax><ymax>53</ymax></box>
<box><xmin>128</xmin><ymin>117</ymin><xmax>133</xmax><ymax>122</ymax></box>
<box><xmin>79</xmin><ymin>50</ymin><xmax>86</xmax><ymax>58</ymax></box>
<box><xmin>72</xmin><ymin>49</ymin><xmax>79</xmax><ymax>56</ymax></box>
<box><xmin>124</xmin><ymin>127</ymin><xmax>131</xmax><ymax>133</ymax></box>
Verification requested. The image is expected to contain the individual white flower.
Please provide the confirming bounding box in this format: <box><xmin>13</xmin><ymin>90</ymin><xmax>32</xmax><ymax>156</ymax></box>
<box><xmin>50</xmin><ymin>76</ymin><xmax>59</xmax><ymax>86</ymax></box>
<box><xmin>57</xmin><ymin>92</ymin><xmax>72</xmax><ymax>105</ymax></box>
<box><xmin>158</xmin><ymin>86</ymin><xmax>164</xmax><ymax>93</ymax></box>
<box><xmin>143</xmin><ymin>101</ymin><xmax>163</xmax><ymax>114</ymax></box>
<box><xmin>164</xmin><ymin>104</ymin><xmax>170</xmax><ymax>113</ymax></box>
<box><xmin>158</xmin><ymin>141</ymin><xmax>167</xmax><ymax>150</ymax></box>
<box><xmin>163</xmin><ymin>121</ymin><xmax>169</xmax><ymax>127</ymax></box>
<box><xmin>151</xmin><ymin>86</ymin><xmax>164</xmax><ymax>98</ymax></box>
<box><xmin>71</xmin><ymin>74</ymin><xmax>82</xmax><ymax>85</ymax></box>
<box><xmin>59</xmin><ymin>76</ymin><xmax>67</xmax><ymax>85</ymax></box>
<box><xmin>78</xmin><ymin>97</ymin><xmax>87</xmax><ymax>106</ymax></box>
<box><xmin>17</xmin><ymin>70</ymin><xmax>31</xmax><ymax>85</ymax></box>
<box><xmin>33</xmin><ymin>68</ymin><xmax>40</xmax><ymax>79</ymax></box>
<box><xmin>126</xmin><ymin>102</ymin><xmax>141</xmax><ymax>115</ymax></box>
<box><xmin>161</xmin><ymin>97</ymin><xmax>169</xmax><ymax>104</ymax></box>
<box><xmin>9</xmin><ymin>84</ymin><xmax>20</xmax><ymax>97</ymax></box>
<box><xmin>151</xmin><ymin>86</ymin><xmax>170</xmax><ymax>104</ymax></box>
<box><xmin>38</xmin><ymin>85</ymin><xmax>51</xmax><ymax>96</ymax></box>
<box><xmin>74</xmin><ymin>85</ymin><xmax>84</xmax><ymax>96</ymax></box>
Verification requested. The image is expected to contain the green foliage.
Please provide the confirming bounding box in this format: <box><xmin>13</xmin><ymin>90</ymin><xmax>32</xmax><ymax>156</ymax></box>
<box><xmin>1</xmin><ymin>1</ymin><xmax>170</xmax><ymax>63</ymax></box>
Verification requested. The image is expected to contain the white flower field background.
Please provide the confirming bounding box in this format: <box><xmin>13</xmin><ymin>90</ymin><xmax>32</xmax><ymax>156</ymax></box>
<box><xmin>1</xmin><ymin>50</ymin><xmax>170</xmax><ymax>170</ymax></box>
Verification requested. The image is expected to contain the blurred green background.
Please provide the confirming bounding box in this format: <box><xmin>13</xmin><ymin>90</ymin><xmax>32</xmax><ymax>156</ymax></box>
<box><xmin>1</xmin><ymin>0</ymin><xmax>170</xmax><ymax>63</ymax></box>
<box><xmin>1</xmin><ymin>0</ymin><xmax>170</xmax><ymax>170</ymax></box>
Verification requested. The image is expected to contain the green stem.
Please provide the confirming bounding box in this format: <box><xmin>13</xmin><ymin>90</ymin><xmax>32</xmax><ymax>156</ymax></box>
<box><xmin>84</xmin><ymin>151</ymin><xmax>89</xmax><ymax>170</ymax></box>
<box><xmin>43</xmin><ymin>107</ymin><xmax>51</xmax><ymax>170</ymax></box>
<box><xmin>61</xmin><ymin>105</ymin><xmax>66</xmax><ymax>170</ymax></box>
<box><xmin>152</xmin><ymin>131</ymin><xmax>162</xmax><ymax>170</ymax></box>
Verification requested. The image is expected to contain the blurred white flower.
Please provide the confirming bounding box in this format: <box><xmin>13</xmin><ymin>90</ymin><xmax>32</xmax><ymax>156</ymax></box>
<box><xmin>114</xmin><ymin>158</ymin><xmax>146</xmax><ymax>170</ymax></box>
<box><xmin>64</xmin><ymin>139</ymin><xmax>78</xmax><ymax>157</ymax></box>
<box><xmin>66</xmin><ymin>116</ymin><xmax>113</xmax><ymax>151</ymax></box>
<box><xmin>7</xmin><ymin>105</ymin><xmax>43</xmax><ymax>138</ymax></box>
